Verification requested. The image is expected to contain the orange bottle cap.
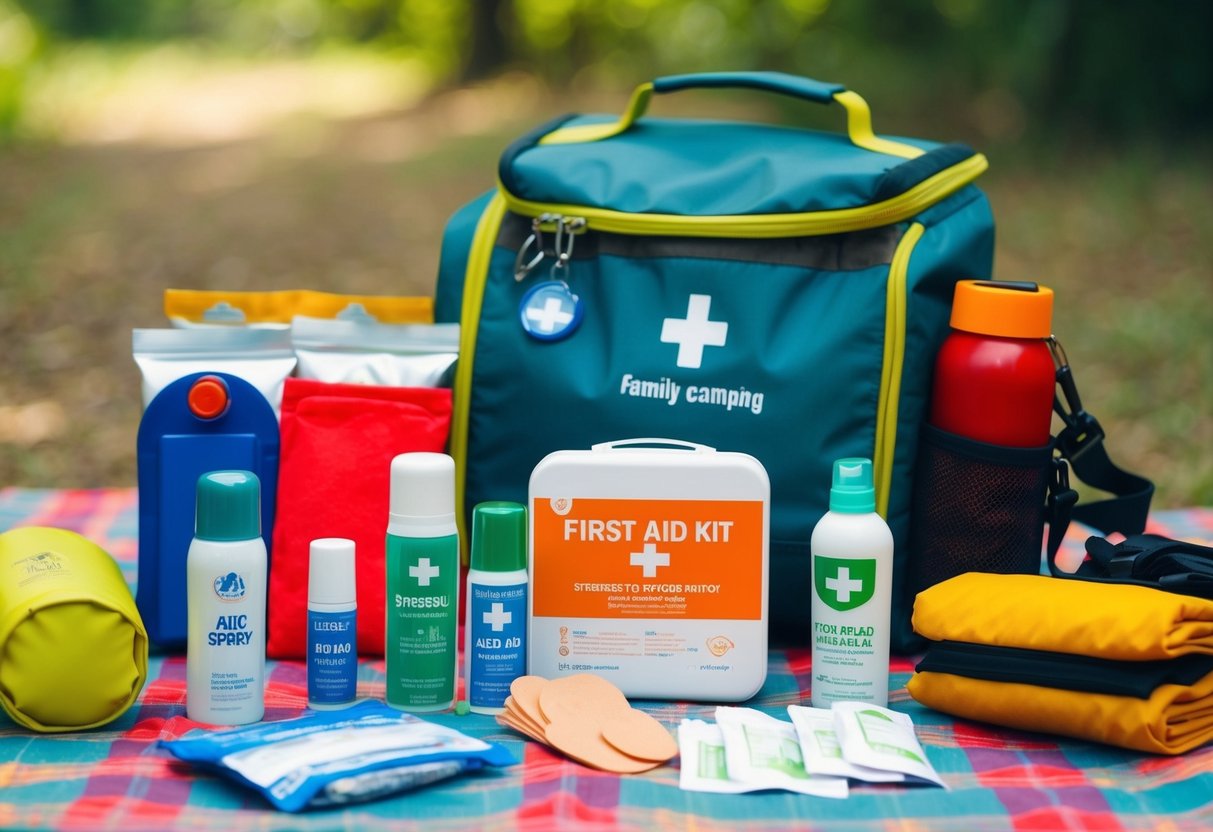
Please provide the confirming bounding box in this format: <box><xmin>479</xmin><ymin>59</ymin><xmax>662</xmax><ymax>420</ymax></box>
<box><xmin>188</xmin><ymin>375</ymin><xmax>230</xmax><ymax>420</ymax></box>
<box><xmin>950</xmin><ymin>280</ymin><xmax>1054</xmax><ymax>339</ymax></box>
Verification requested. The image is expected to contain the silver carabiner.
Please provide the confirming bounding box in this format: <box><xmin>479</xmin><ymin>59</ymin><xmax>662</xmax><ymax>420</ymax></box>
<box><xmin>513</xmin><ymin>231</ymin><xmax>545</xmax><ymax>281</ymax></box>
<box><xmin>514</xmin><ymin>213</ymin><xmax>562</xmax><ymax>281</ymax></box>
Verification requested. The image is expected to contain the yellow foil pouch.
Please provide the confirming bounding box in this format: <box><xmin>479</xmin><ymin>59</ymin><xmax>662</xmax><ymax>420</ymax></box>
<box><xmin>164</xmin><ymin>289</ymin><xmax>433</xmax><ymax>327</ymax></box>
<box><xmin>0</xmin><ymin>527</ymin><xmax>149</xmax><ymax>732</ymax></box>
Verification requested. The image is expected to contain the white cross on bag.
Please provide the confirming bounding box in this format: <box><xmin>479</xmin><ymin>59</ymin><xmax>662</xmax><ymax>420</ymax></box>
<box><xmin>660</xmin><ymin>294</ymin><xmax>729</xmax><ymax>369</ymax></box>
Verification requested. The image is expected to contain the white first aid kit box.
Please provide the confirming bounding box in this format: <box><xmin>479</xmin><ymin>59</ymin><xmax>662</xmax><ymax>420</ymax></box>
<box><xmin>528</xmin><ymin>439</ymin><xmax>769</xmax><ymax>701</ymax></box>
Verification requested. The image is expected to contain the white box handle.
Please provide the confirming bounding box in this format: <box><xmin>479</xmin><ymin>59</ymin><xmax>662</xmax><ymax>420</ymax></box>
<box><xmin>590</xmin><ymin>437</ymin><xmax>716</xmax><ymax>453</ymax></box>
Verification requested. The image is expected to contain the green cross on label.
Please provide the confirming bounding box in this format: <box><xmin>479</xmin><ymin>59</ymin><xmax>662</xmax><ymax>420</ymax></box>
<box><xmin>814</xmin><ymin>555</ymin><xmax>876</xmax><ymax>612</ymax></box>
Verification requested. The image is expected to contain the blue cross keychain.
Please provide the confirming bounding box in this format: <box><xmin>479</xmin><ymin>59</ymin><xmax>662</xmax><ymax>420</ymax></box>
<box><xmin>518</xmin><ymin>215</ymin><xmax>586</xmax><ymax>341</ymax></box>
<box><xmin>519</xmin><ymin>280</ymin><xmax>584</xmax><ymax>341</ymax></box>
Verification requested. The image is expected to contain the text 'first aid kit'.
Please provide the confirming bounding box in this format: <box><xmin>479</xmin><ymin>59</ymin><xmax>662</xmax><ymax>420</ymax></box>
<box><xmin>528</xmin><ymin>439</ymin><xmax>769</xmax><ymax>701</ymax></box>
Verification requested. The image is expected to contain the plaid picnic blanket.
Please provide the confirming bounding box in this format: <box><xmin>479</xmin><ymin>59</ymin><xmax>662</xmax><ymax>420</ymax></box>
<box><xmin>2</xmin><ymin>487</ymin><xmax>1212</xmax><ymax>831</ymax></box>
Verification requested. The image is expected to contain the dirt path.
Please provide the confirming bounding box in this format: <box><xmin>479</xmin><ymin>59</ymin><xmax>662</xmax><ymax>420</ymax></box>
<box><xmin>0</xmin><ymin>76</ymin><xmax>554</xmax><ymax>485</ymax></box>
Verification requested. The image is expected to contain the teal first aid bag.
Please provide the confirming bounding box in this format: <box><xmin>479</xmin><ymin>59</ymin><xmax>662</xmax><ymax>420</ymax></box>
<box><xmin>434</xmin><ymin>72</ymin><xmax>993</xmax><ymax>651</ymax></box>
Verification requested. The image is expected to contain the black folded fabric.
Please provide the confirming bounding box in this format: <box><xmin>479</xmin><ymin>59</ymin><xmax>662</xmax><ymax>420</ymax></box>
<box><xmin>916</xmin><ymin>640</ymin><xmax>1213</xmax><ymax>699</ymax></box>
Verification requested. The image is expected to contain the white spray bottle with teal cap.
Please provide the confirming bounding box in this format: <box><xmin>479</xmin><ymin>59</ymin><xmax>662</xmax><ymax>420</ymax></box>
<box><xmin>186</xmin><ymin>470</ymin><xmax>266</xmax><ymax>725</ymax></box>
<box><xmin>810</xmin><ymin>458</ymin><xmax>893</xmax><ymax>707</ymax></box>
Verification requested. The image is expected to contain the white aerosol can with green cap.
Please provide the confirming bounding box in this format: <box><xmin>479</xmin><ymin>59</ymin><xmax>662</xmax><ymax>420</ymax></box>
<box><xmin>385</xmin><ymin>452</ymin><xmax>459</xmax><ymax>713</ymax></box>
<box><xmin>810</xmin><ymin>458</ymin><xmax>893</xmax><ymax>707</ymax></box>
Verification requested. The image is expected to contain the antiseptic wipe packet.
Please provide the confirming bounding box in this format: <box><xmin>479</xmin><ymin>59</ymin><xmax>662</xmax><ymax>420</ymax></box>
<box><xmin>831</xmin><ymin>702</ymin><xmax>945</xmax><ymax>788</ymax></box>
<box><xmin>161</xmin><ymin>701</ymin><xmax>515</xmax><ymax>812</ymax></box>
<box><xmin>678</xmin><ymin>719</ymin><xmax>764</xmax><ymax>794</ymax></box>
<box><xmin>714</xmin><ymin>707</ymin><xmax>848</xmax><ymax>798</ymax></box>
<box><xmin>787</xmin><ymin>705</ymin><xmax>905</xmax><ymax>783</ymax></box>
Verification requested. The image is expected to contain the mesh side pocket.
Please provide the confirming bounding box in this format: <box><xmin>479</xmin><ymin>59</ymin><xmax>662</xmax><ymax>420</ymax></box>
<box><xmin>909</xmin><ymin>424</ymin><xmax>1052</xmax><ymax>597</ymax></box>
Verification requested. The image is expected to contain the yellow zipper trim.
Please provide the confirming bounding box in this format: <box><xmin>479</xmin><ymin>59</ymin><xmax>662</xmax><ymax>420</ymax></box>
<box><xmin>832</xmin><ymin>91</ymin><xmax>923</xmax><ymax>159</ymax></box>
<box><xmin>873</xmin><ymin>222</ymin><xmax>924</xmax><ymax>518</ymax></box>
<box><xmin>450</xmin><ymin>191</ymin><xmax>508</xmax><ymax>562</ymax></box>
<box><xmin>539</xmin><ymin>83</ymin><xmax>654</xmax><ymax>146</ymax></box>
<box><xmin>499</xmin><ymin>152</ymin><xmax>986</xmax><ymax>238</ymax></box>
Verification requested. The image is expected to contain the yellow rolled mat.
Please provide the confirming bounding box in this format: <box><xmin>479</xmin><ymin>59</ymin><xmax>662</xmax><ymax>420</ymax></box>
<box><xmin>0</xmin><ymin>527</ymin><xmax>148</xmax><ymax>732</ymax></box>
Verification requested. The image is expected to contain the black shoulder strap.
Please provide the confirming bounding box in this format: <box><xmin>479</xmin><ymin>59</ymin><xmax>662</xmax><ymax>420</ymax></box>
<box><xmin>1044</xmin><ymin>341</ymin><xmax>1155</xmax><ymax>574</ymax></box>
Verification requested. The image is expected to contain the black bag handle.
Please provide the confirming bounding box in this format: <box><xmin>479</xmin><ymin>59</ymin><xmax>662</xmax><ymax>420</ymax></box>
<box><xmin>1064</xmin><ymin>534</ymin><xmax>1213</xmax><ymax>598</ymax></box>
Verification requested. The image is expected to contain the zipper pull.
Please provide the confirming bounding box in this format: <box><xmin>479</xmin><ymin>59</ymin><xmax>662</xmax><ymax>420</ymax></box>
<box><xmin>549</xmin><ymin>216</ymin><xmax>586</xmax><ymax>281</ymax></box>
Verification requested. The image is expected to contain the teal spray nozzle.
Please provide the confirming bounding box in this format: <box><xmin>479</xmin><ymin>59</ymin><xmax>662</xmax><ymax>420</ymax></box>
<box><xmin>829</xmin><ymin>458</ymin><xmax>876</xmax><ymax>514</ymax></box>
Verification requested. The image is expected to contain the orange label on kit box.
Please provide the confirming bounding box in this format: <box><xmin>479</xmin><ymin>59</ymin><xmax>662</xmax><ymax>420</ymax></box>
<box><xmin>531</xmin><ymin>497</ymin><xmax>764</xmax><ymax>620</ymax></box>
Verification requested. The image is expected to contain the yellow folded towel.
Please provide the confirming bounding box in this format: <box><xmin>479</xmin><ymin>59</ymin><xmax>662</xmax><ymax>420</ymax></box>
<box><xmin>908</xmin><ymin>668</ymin><xmax>1213</xmax><ymax>755</ymax></box>
<box><xmin>912</xmin><ymin>573</ymin><xmax>1213</xmax><ymax>661</ymax></box>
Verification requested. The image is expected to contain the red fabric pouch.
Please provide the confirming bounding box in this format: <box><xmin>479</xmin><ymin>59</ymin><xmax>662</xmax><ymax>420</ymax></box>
<box><xmin>267</xmin><ymin>378</ymin><xmax>452</xmax><ymax>658</ymax></box>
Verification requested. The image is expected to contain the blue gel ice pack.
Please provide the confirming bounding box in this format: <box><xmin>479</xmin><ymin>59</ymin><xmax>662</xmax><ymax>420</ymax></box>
<box><xmin>136</xmin><ymin>371</ymin><xmax>279</xmax><ymax>648</ymax></box>
<box><xmin>160</xmin><ymin>701</ymin><xmax>516</xmax><ymax>812</ymax></box>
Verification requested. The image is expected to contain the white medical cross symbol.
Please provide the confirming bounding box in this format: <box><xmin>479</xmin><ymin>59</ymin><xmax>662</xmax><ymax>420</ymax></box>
<box><xmin>483</xmin><ymin>602</ymin><xmax>512</xmax><ymax>632</ymax></box>
<box><xmin>409</xmin><ymin>558</ymin><xmax>441</xmax><ymax>587</ymax></box>
<box><xmin>526</xmin><ymin>297</ymin><xmax>574</xmax><ymax>333</ymax></box>
<box><xmin>660</xmin><ymin>294</ymin><xmax>729</xmax><ymax>369</ymax></box>
<box><xmin>630</xmin><ymin>543</ymin><xmax>671</xmax><ymax>578</ymax></box>
<box><xmin>826</xmin><ymin>567</ymin><xmax>864</xmax><ymax>603</ymax></box>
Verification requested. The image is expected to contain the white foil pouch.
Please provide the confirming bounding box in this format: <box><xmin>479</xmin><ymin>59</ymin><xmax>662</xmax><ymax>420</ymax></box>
<box><xmin>133</xmin><ymin>328</ymin><xmax>296</xmax><ymax>414</ymax></box>
<box><xmin>290</xmin><ymin>316</ymin><xmax>458</xmax><ymax>387</ymax></box>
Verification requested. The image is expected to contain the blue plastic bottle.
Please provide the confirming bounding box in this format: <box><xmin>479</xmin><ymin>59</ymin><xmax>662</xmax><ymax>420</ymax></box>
<box><xmin>136</xmin><ymin>371</ymin><xmax>279</xmax><ymax>648</ymax></box>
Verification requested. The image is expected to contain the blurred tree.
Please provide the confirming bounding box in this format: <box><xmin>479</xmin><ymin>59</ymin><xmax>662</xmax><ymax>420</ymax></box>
<box><xmin>465</xmin><ymin>0</ymin><xmax>509</xmax><ymax>80</ymax></box>
<box><xmin>0</xmin><ymin>0</ymin><xmax>42</xmax><ymax>139</ymax></box>
<box><xmin>10</xmin><ymin>0</ymin><xmax>1213</xmax><ymax>139</ymax></box>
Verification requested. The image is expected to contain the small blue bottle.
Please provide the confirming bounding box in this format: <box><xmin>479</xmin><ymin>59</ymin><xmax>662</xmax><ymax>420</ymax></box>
<box><xmin>307</xmin><ymin>538</ymin><xmax>358</xmax><ymax>709</ymax></box>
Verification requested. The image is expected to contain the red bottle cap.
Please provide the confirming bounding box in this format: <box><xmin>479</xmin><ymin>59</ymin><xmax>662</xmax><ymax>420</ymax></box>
<box><xmin>950</xmin><ymin>280</ymin><xmax>1054</xmax><ymax>339</ymax></box>
<box><xmin>188</xmin><ymin>375</ymin><xmax>230</xmax><ymax>420</ymax></box>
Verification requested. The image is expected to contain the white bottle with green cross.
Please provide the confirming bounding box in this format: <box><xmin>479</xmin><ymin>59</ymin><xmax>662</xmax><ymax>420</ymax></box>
<box><xmin>809</xmin><ymin>458</ymin><xmax>894</xmax><ymax>708</ymax></box>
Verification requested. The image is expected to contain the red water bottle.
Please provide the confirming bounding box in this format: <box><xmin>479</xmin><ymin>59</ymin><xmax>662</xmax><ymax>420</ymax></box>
<box><xmin>929</xmin><ymin>280</ymin><xmax>1056</xmax><ymax>447</ymax></box>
